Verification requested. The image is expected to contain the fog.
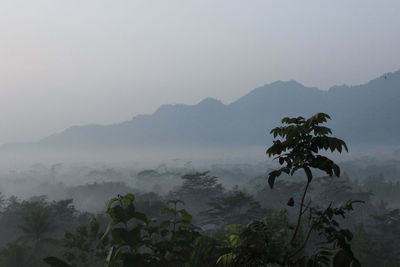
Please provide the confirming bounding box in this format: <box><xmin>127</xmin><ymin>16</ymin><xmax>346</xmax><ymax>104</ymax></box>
<box><xmin>1</xmin><ymin>0</ymin><xmax>400</xmax><ymax>144</ymax></box>
<box><xmin>1</xmin><ymin>1</ymin><xmax>400</xmax><ymax>266</ymax></box>
<box><xmin>0</xmin><ymin>144</ymin><xmax>398</xmax><ymax>210</ymax></box>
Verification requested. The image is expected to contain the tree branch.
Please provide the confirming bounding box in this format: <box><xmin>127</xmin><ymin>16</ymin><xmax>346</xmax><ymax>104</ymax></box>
<box><xmin>290</xmin><ymin>178</ymin><xmax>311</xmax><ymax>246</ymax></box>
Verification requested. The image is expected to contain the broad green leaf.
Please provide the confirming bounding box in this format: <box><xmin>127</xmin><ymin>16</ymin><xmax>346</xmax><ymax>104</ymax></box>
<box><xmin>107</xmin><ymin>197</ymin><xmax>119</xmax><ymax>210</ymax></box>
<box><xmin>122</xmin><ymin>193</ymin><xmax>135</xmax><ymax>203</ymax></box>
<box><xmin>111</xmin><ymin>228</ymin><xmax>128</xmax><ymax>243</ymax></box>
<box><xmin>108</xmin><ymin>205</ymin><xmax>125</xmax><ymax>223</ymax></box>
<box><xmin>133</xmin><ymin>211</ymin><xmax>148</xmax><ymax>223</ymax></box>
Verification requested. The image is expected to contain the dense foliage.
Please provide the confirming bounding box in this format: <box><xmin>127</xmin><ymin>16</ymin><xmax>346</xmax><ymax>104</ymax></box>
<box><xmin>0</xmin><ymin>113</ymin><xmax>399</xmax><ymax>266</ymax></box>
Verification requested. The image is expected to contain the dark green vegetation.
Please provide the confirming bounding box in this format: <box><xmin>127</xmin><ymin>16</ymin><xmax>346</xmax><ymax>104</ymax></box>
<box><xmin>0</xmin><ymin>113</ymin><xmax>400</xmax><ymax>266</ymax></box>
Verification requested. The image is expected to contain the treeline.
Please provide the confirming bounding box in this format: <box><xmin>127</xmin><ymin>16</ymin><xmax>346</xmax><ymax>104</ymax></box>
<box><xmin>0</xmin><ymin>170</ymin><xmax>398</xmax><ymax>266</ymax></box>
<box><xmin>1</xmin><ymin>113</ymin><xmax>400</xmax><ymax>266</ymax></box>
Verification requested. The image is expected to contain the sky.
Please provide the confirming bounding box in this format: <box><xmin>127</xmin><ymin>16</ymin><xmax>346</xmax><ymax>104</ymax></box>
<box><xmin>0</xmin><ymin>0</ymin><xmax>400</xmax><ymax>144</ymax></box>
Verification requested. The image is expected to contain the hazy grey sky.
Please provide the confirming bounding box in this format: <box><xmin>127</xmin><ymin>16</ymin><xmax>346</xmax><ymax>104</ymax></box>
<box><xmin>1</xmin><ymin>0</ymin><xmax>400</xmax><ymax>144</ymax></box>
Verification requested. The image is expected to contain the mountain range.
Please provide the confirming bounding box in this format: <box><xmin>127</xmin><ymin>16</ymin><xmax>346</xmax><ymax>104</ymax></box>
<box><xmin>4</xmin><ymin>70</ymin><xmax>400</xmax><ymax>151</ymax></box>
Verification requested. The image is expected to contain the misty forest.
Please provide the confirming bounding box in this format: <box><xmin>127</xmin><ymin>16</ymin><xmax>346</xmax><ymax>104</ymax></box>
<box><xmin>1</xmin><ymin>107</ymin><xmax>400</xmax><ymax>266</ymax></box>
<box><xmin>2</xmin><ymin>1</ymin><xmax>400</xmax><ymax>267</ymax></box>
<box><xmin>2</xmin><ymin>70</ymin><xmax>400</xmax><ymax>267</ymax></box>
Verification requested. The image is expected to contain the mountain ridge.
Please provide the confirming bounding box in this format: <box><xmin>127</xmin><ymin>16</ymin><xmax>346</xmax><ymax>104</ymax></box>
<box><xmin>3</xmin><ymin>70</ymin><xmax>400</xmax><ymax>151</ymax></box>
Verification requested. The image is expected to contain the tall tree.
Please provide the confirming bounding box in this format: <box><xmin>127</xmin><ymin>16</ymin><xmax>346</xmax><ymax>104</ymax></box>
<box><xmin>266</xmin><ymin>113</ymin><xmax>361</xmax><ymax>266</ymax></box>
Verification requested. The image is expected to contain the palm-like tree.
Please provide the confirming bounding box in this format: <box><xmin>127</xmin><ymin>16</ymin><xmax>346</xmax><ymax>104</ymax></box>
<box><xmin>18</xmin><ymin>205</ymin><xmax>57</xmax><ymax>248</ymax></box>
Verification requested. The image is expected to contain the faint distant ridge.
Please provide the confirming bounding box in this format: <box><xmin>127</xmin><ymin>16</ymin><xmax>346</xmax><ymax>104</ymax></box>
<box><xmin>4</xmin><ymin>69</ymin><xmax>400</xmax><ymax>150</ymax></box>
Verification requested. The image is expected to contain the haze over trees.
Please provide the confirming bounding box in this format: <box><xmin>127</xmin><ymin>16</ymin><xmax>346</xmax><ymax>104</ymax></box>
<box><xmin>1</xmin><ymin>0</ymin><xmax>399</xmax><ymax>265</ymax></box>
<box><xmin>0</xmin><ymin>113</ymin><xmax>398</xmax><ymax>266</ymax></box>
<box><xmin>0</xmin><ymin>70</ymin><xmax>400</xmax><ymax>266</ymax></box>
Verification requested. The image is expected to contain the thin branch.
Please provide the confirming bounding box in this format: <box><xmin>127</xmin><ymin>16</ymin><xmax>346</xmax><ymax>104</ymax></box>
<box><xmin>290</xmin><ymin>211</ymin><xmax>314</xmax><ymax>259</ymax></box>
<box><xmin>301</xmin><ymin>200</ymin><xmax>312</xmax><ymax>216</ymax></box>
<box><xmin>290</xmin><ymin>178</ymin><xmax>311</xmax><ymax>245</ymax></box>
<box><xmin>291</xmin><ymin>230</ymin><xmax>314</xmax><ymax>265</ymax></box>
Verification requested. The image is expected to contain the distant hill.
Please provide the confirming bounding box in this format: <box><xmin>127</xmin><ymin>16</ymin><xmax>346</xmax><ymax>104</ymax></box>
<box><xmin>5</xmin><ymin>70</ymin><xmax>400</xmax><ymax>150</ymax></box>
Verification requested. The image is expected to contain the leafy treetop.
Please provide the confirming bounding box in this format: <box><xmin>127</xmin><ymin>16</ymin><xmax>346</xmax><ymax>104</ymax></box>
<box><xmin>266</xmin><ymin>113</ymin><xmax>348</xmax><ymax>189</ymax></box>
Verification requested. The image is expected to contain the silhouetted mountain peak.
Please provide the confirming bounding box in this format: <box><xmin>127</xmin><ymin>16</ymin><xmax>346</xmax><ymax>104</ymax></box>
<box><xmin>5</xmin><ymin>69</ymin><xmax>400</xmax><ymax>150</ymax></box>
<box><xmin>153</xmin><ymin>98</ymin><xmax>224</xmax><ymax>116</ymax></box>
<box><xmin>154</xmin><ymin>103</ymin><xmax>186</xmax><ymax>114</ymax></box>
<box><xmin>269</xmin><ymin>80</ymin><xmax>305</xmax><ymax>88</ymax></box>
<box><xmin>232</xmin><ymin>80</ymin><xmax>320</xmax><ymax>108</ymax></box>
<box><xmin>198</xmin><ymin>97</ymin><xmax>223</xmax><ymax>106</ymax></box>
<box><xmin>329</xmin><ymin>69</ymin><xmax>400</xmax><ymax>93</ymax></box>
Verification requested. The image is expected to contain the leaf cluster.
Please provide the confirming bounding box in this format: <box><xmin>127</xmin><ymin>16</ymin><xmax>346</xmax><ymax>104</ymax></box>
<box><xmin>267</xmin><ymin>113</ymin><xmax>348</xmax><ymax>188</ymax></box>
